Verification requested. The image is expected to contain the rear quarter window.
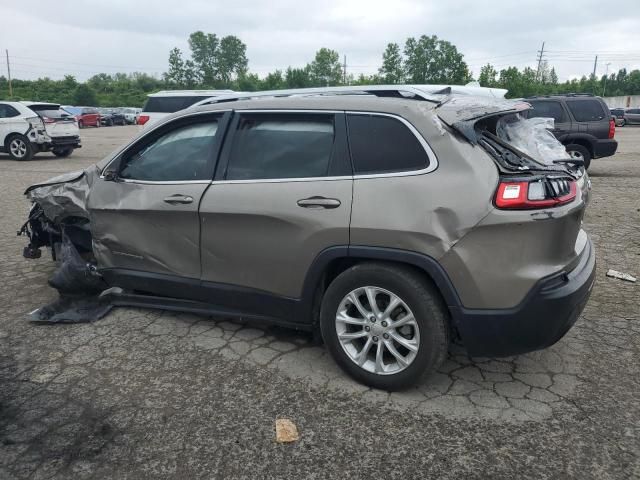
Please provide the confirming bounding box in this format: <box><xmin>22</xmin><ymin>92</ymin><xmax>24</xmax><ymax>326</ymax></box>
<box><xmin>567</xmin><ymin>100</ymin><xmax>606</xmax><ymax>122</ymax></box>
<box><xmin>0</xmin><ymin>104</ymin><xmax>20</xmax><ymax>118</ymax></box>
<box><xmin>142</xmin><ymin>96</ymin><xmax>212</xmax><ymax>113</ymax></box>
<box><xmin>347</xmin><ymin>114</ymin><xmax>430</xmax><ymax>174</ymax></box>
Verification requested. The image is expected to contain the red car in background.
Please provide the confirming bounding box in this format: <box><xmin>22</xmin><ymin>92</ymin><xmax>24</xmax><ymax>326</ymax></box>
<box><xmin>63</xmin><ymin>106</ymin><xmax>101</xmax><ymax>128</ymax></box>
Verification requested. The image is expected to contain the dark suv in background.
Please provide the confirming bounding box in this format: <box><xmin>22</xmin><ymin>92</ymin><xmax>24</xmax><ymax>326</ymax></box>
<box><xmin>525</xmin><ymin>94</ymin><xmax>617</xmax><ymax>168</ymax></box>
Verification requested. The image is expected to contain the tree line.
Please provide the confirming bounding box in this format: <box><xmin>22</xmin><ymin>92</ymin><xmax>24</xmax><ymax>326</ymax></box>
<box><xmin>1</xmin><ymin>31</ymin><xmax>639</xmax><ymax>107</ymax></box>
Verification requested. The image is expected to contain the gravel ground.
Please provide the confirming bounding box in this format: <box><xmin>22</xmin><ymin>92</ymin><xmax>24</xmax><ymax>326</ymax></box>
<box><xmin>0</xmin><ymin>125</ymin><xmax>638</xmax><ymax>479</ymax></box>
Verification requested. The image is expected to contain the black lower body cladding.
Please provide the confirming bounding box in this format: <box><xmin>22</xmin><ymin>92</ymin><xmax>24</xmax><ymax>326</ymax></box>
<box><xmin>451</xmin><ymin>237</ymin><xmax>596</xmax><ymax>357</ymax></box>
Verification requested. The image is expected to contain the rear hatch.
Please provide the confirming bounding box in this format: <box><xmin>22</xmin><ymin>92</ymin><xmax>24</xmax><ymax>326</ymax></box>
<box><xmin>436</xmin><ymin>96</ymin><xmax>591</xmax><ymax>307</ymax></box>
<box><xmin>28</xmin><ymin>104</ymin><xmax>79</xmax><ymax>138</ymax></box>
<box><xmin>435</xmin><ymin>95</ymin><xmax>589</xmax><ymax>203</ymax></box>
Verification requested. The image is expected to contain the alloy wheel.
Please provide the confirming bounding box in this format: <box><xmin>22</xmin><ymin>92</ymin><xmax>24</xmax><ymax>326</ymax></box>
<box><xmin>9</xmin><ymin>138</ymin><xmax>27</xmax><ymax>158</ymax></box>
<box><xmin>335</xmin><ymin>286</ymin><xmax>420</xmax><ymax>375</ymax></box>
<box><xmin>568</xmin><ymin>150</ymin><xmax>584</xmax><ymax>161</ymax></box>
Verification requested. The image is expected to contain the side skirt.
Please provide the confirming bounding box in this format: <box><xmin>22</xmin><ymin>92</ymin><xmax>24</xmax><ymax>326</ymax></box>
<box><xmin>101</xmin><ymin>288</ymin><xmax>312</xmax><ymax>331</ymax></box>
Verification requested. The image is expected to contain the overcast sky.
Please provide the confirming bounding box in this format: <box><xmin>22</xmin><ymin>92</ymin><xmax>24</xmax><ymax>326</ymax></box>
<box><xmin>2</xmin><ymin>0</ymin><xmax>639</xmax><ymax>83</ymax></box>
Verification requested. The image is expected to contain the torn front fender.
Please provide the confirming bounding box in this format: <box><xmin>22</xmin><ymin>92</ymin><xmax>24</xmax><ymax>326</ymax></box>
<box><xmin>25</xmin><ymin>166</ymin><xmax>100</xmax><ymax>223</ymax></box>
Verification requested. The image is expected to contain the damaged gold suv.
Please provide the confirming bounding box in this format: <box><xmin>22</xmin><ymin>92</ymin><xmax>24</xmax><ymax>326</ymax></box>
<box><xmin>19</xmin><ymin>86</ymin><xmax>596</xmax><ymax>390</ymax></box>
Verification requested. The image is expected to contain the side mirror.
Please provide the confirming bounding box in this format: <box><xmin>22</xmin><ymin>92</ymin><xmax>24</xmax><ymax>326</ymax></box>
<box><xmin>103</xmin><ymin>170</ymin><xmax>119</xmax><ymax>182</ymax></box>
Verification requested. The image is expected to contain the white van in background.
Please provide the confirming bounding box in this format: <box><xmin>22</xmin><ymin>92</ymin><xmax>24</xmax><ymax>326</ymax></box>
<box><xmin>137</xmin><ymin>90</ymin><xmax>234</xmax><ymax>129</ymax></box>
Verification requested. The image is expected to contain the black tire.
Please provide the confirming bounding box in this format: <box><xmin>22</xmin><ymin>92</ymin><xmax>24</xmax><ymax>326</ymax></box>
<box><xmin>620</xmin><ymin>119</ymin><xmax>626</xmax><ymax>127</ymax></box>
<box><xmin>565</xmin><ymin>143</ymin><xmax>592</xmax><ymax>169</ymax></box>
<box><xmin>320</xmin><ymin>263</ymin><xmax>449</xmax><ymax>391</ymax></box>
<box><xmin>78</xmin><ymin>120</ymin><xmax>84</xmax><ymax>129</ymax></box>
<box><xmin>52</xmin><ymin>148</ymin><xmax>73</xmax><ymax>158</ymax></box>
<box><xmin>6</xmin><ymin>134</ymin><xmax>34</xmax><ymax>161</ymax></box>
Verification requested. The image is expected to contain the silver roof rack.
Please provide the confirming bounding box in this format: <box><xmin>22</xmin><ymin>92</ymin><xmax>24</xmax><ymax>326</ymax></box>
<box><xmin>190</xmin><ymin>84</ymin><xmax>508</xmax><ymax>109</ymax></box>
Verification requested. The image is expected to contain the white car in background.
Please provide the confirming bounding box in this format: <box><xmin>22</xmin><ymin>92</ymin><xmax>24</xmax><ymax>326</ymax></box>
<box><xmin>0</xmin><ymin>101</ymin><xmax>81</xmax><ymax>161</ymax></box>
<box><xmin>137</xmin><ymin>90</ymin><xmax>234</xmax><ymax>129</ymax></box>
<box><xmin>122</xmin><ymin>107</ymin><xmax>140</xmax><ymax>124</ymax></box>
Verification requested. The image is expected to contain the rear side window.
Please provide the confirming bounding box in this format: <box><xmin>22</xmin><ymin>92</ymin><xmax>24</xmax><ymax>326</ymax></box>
<box><xmin>225</xmin><ymin>113</ymin><xmax>335</xmax><ymax>180</ymax></box>
<box><xmin>119</xmin><ymin>119</ymin><xmax>219</xmax><ymax>181</ymax></box>
<box><xmin>347</xmin><ymin>114</ymin><xmax>429</xmax><ymax>174</ymax></box>
<box><xmin>0</xmin><ymin>104</ymin><xmax>20</xmax><ymax>118</ymax></box>
<box><xmin>528</xmin><ymin>101</ymin><xmax>566</xmax><ymax>123</ymax></box>
<box><xmin>142</xmin><ymin>96</ymin><xmax>211</xmax><ymax>113</ymax></box>
<box><xmin>567</xmin><ymin>100</ymin><xmax>606</xmax><ymax>122</ymax></box>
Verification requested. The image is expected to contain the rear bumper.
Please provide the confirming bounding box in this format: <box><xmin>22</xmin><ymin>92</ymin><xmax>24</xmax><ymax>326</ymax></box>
<box><xmin>593</xmin><ymin>139</ymin><xmax>617</xmax><ymax>158</ymax></box>
<box><xmin>48</xmin><ymin>136</ymin><xmax>81</xmax><ymax>149</ymax></box>
<box><xmin>452</xmin><ymin>237</ymin><xmax>596</xmax><ymax>357</ymax></box>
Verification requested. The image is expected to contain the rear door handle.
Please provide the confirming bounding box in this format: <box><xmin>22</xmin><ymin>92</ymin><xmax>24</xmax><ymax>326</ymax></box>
<box><xmin>297</xmin><ymin>196</ymin><xmax>341</xmax><ymax>209</ymax></box>
<box><xmin>163</xmin><ymin>194</ymin><xmax>194</xmax><ymax>205</ymax></box>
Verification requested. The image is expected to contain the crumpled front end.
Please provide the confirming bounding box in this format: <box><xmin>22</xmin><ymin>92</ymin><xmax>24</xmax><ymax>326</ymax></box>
<box><xmin>19</xmin><ymin>167</ymin><xmax>100</xmax><ymax>261</ymax></box>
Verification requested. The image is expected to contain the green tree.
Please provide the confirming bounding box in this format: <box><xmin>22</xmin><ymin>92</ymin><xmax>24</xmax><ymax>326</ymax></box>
<box><xmin>309</xmin><ymin>48</ymin><xmax>343</xmax><ymax>86</ymax></box>
<box><xmin>218</xmin><ymin>35</ymin><xmax>248</xmax><ymax>85</ymax></box>
<box><xmin>165</xmin><ymin>48</ymin><xmax>187</xmax><ymax>86</ymax></box>
<box><xmin>262</xmin><ymin>70</ymin><xmax>285</xmax><ymax>90</ymax></box>
<box><xmin>379</xmin><ymin>43</ymin><xmax>404</xmax><ymax>84</ymax></box>
<box><xmin>478</xmin><ymin>64</ymin><xmax>497</xmax><ymax>87</ymax></box>
<box><xmin>403</xmin><ymin>35</ymin><xmax>469</xmax><ymax>84</ymax></box>
<box><xmin>72</xmin><ymin>84</ymin><xmax>98</xmax><ymax>105</ymax></box>
<box><xmin>285</xmin><ymin>66</ymin><xmax>312</xmax><ymax>88</ymax></box>
<box><xmin>188</xmin><ymin>31</ymin><xmax>219</xmax><ymax>85</ymax></box>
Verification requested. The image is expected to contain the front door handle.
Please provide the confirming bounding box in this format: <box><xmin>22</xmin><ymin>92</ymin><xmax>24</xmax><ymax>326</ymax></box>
<box><xmin>297</xmin><ymin>196</ymin><xmax>341</xmax><ymax>209</ymax></box>
<box><xmin>163</xmin><ymin>194</ymin><xmax>194</xmax><ymax>205</ymax></box>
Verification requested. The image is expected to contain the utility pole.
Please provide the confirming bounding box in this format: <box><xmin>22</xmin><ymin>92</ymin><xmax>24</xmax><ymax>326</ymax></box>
<box><xmin>535</xmin><ymin>41</ymin><xmax>545</xmax><ymax>82</ymax></box>
<box><xmin>603</xmin><ymin>62</ymin><xmax>611</xmax><ymax>97</ymax></box>
<box><xmin>343</xmin><ymin>55</ymin><xmax>347</xmax><ymax>85</ymax></box>
<box><xmin>5</xmin><ymin>49</ymin><xmax>12</xmax><ymax>97</ymax></box>
<box><xmin>592</xmin><ymin>55</ymin><xmax>598</xmax><ymax>78</ymax></box>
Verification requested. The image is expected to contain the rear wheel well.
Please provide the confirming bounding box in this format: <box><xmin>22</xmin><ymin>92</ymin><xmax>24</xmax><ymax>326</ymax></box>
<box><xmin>564</xmin><ymin>138</ymin><xmax>594</xmax><ymax>157</ymax></box>
<box><xmin>310</xmin><ymin>257</ymin><xmax>452</xmax><ymax>333</ymax></box>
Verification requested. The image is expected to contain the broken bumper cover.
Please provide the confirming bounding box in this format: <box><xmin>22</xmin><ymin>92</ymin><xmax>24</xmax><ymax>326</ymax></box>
<box><xmin>452</xmin><ymin>237</ymin><xmax>596</xmax><ymax>357</ymax></box>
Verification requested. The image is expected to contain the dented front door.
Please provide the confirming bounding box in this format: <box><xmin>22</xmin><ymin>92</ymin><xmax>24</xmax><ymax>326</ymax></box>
<box><xmin>87</xmin><ymin>114</ymin><xmax>227</xmax><ymax>279</ymax></box>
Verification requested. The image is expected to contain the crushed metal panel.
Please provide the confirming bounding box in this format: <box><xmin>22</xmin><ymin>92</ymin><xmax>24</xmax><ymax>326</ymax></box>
<box><xmin>25</xmin><ymin>167</ymin><xmax>99</xmax><ymax>223</ymax></box>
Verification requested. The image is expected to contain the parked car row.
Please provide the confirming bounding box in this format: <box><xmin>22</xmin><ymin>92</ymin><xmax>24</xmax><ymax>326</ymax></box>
<box><xmin>609</xmin><ymin>107</ymin><xmax>640</xmax><ymax>127</ymax></box>
<box><xmin>63</xmin><ymin>106</ymin><xmax>141</xmax><ymax>128</ymax></box>
<box><xmin>0</xmin><ymin>101</ymin><xmax>81</xmax><ymax>160</ymax></box>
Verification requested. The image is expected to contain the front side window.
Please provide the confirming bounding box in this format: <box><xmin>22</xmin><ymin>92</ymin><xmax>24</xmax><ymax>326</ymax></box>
<box><xmin>119</xmin><ymin>119</ymin><xmax>219</xmax><ymax>181</ymax></box>
<box><xmin>527</xmin><ymin>101</ymin><xmax>567</xmax><ymax>123</ymax></box>
<box><xmin>567</xmin><ymin>100</ymin><xmax>606</xmax><ymax>122</ymax></box>
<box><xmin>347</xmin><ymin>114</ymin><xmax>430</xmax><ymax>174</ymax></box>
<box><xmin>225</xmin><ymin>113</ymin><xmax>335</xmax><ymax>180</ymax></box>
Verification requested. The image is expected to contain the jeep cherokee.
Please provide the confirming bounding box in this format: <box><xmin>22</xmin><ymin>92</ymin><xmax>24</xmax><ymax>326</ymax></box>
<box><xmin>20</xmin><ymin>86</ymin><xmax>596</xmax><ymax>390</ymax></box>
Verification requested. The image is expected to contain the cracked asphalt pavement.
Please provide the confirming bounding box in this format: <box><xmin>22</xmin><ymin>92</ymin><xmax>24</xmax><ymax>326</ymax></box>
<box><xmin>1</xmin><ymin>126</ymin><xmax>639</xmax><ymax>479</ymax></box>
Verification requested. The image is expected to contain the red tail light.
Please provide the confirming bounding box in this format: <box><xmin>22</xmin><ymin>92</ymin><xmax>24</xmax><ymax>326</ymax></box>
<box><xmin>137</xmin><ymin>115</ymin><xmax>150</xmax><ymax>125</ymax></box>
<box><xmin>42</xmin><ymin>116</ymin><xmax>55</xmax><ymax>124</ymax></box>
<box><xmin>495</xmin><ymin>178</ymin><xmax>577</xmax><ymax>209</ymax></box>
<box><xmin>608</xmin><ymin>118</ymin><xmax>615</xmax><ymax>139</ymax></box>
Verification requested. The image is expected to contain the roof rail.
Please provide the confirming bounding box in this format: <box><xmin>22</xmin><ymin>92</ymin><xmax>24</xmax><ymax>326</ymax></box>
<box><xmin>525</xmin><ymin>93</ymin><xmax>596</xmax><ymax>99</ymax></box>
<box><xmin>190</xmin><ymin>84</ymin><xmax>508</xmax><ymax>108</ymax></box>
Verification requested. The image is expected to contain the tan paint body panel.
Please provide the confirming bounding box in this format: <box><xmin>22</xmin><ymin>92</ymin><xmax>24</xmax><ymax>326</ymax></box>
<box><xmin>199</xmin><ymin>179</ymin><xmax>352</xmax><ymax>297</ymax></box>
<box><xmin>87</xmin><ymin>179</ymin><xmax>207</xmax><ymax>278</ymax></box>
